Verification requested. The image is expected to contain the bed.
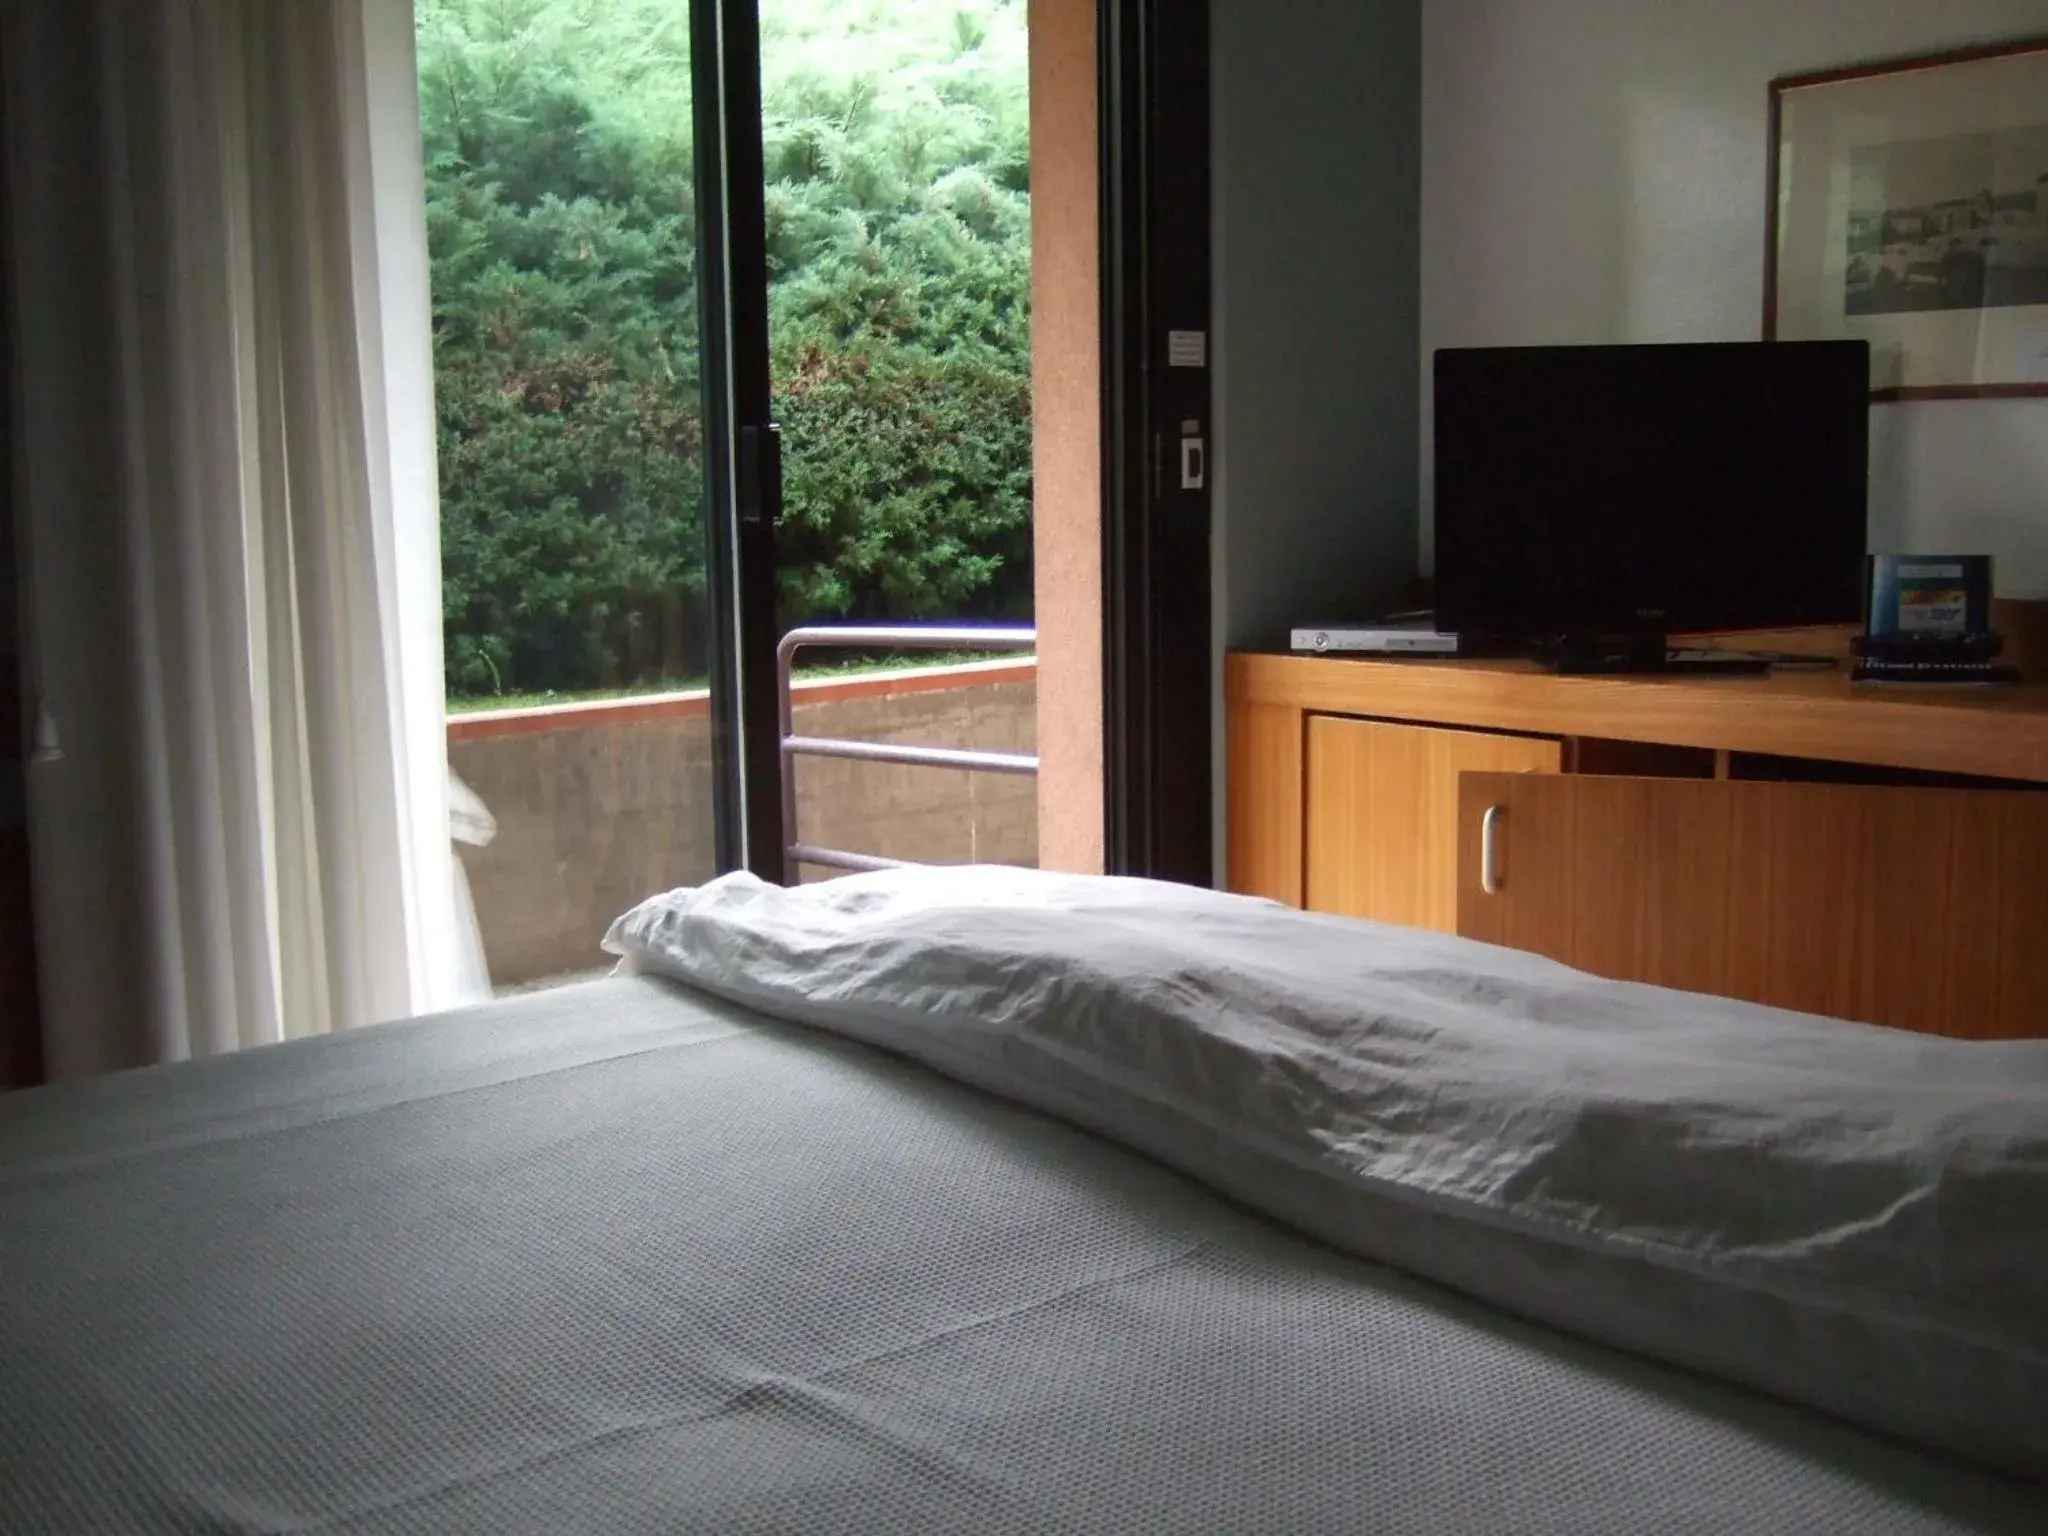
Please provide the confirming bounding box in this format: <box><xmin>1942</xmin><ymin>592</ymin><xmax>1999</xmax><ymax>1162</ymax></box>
<box><xmin>1</xmin><ymin>869</ymin><xmax>2043</xmax><ymax>1533</ymax></box>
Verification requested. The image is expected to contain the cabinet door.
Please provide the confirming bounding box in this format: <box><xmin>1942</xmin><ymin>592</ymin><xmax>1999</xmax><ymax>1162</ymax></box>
<box><xmin>1306</xmin><ymin>718</ymin><xmax>1560</xmax><ymax>932</ymax></box>
<box><xmin>1454</xmin><ymin>773</ymin><xmax>2048</xmax><ymax>1039</ymax></box>
<box><xmin>1228</xmin><ymin>700</ymin><xmax>1307</xmax><ymax>907</ymax></box>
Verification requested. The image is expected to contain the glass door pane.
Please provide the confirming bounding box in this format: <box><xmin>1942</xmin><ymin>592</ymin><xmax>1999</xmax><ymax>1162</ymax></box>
<box><xmin>416</xmin><ymin>0</ymin><xmax>773</xmax><ymax>991</ymax></box>
<box><xmin>758</xmin><ymin>0</ymin><xmax>1037</xmax><ymax>881</ymax></box>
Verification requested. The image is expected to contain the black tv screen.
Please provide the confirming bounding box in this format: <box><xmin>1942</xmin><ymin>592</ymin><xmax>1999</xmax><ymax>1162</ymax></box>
<box><xmin>1433</xmin><ymin>341</ymin><xmax>1870</xmax><ymax>638</ymax></box>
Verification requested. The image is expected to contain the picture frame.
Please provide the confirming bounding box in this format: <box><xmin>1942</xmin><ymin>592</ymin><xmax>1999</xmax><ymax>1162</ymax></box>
<box><xmin>1765</xmin><ymin>38</ymin><xmax>2048</xmax><ymax>401</ymax></box>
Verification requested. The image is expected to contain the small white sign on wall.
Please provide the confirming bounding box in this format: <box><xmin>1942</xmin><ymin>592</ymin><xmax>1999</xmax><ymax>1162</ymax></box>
<box><xmin>1167</xmin><ymin>330</ymin><xmax>1207</xmax><ymax>368</ymax></box>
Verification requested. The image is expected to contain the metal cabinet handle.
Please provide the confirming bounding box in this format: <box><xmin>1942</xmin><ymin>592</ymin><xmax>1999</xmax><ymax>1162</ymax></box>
<box><xmin>1480</xmin><ymin>804</ymin><xmax>1505</xmax><ymax>895</ymax></box>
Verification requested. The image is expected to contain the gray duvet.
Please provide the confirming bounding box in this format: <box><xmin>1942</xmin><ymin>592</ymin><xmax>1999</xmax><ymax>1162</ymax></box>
<box><xmin>0</xmin><ymin>977</ymin><xmax>2041</xmax><ymax>1533</ymax></box>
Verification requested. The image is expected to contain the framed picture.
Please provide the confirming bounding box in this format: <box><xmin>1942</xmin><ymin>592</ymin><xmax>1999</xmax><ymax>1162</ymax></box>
<box><xmin>1766</xmin><ymin>38</ymin><xmax>2048</xmax><ymax>400</ymax></box>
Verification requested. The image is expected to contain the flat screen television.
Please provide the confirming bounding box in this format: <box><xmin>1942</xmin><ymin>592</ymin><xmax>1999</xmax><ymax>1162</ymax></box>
<box><xmin>1432</xmin><ymin>341</ymin><xmax>1870</xmax><ymax>647</ymax></box>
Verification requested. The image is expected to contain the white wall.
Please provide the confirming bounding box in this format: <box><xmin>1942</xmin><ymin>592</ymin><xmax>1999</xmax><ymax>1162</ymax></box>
<box><xmin>1421</xmin><ymin>0</ymin><xmax>2048</xmax><ymax>595</ymax></box>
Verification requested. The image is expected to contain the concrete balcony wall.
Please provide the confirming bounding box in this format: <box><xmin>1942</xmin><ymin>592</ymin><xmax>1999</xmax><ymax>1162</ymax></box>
<box><xmin>791</xmin><ymin>681</ymin><xmax>1037</xmax><ymax>876</ymax></box>
<box><xmin>448</xmin><ymin>665</ymin><xmax>1037</xmax><ymax>987</ymax></box>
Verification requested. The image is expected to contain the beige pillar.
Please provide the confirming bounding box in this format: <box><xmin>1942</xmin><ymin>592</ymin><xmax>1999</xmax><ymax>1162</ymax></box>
<box><xmin>1029</xmin><ymin>0</ymin><xmax>1104</xmax><ymax>874</ymax></box>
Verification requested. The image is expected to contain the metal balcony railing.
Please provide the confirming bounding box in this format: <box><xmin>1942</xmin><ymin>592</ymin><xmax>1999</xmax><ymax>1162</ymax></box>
<box><xmin>776</xmin><ymin>626</ymin><xmax>1038</xmax><ymax>881</ymax></box>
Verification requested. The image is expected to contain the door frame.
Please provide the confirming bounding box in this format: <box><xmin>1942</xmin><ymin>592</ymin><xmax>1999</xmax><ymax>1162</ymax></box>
<box><xmin>701</xmin><ymin>0</ymin><xmax>1215</xmax><ymax>886</ymax></box>
<box><xmin>1099</xmin><ymin>0</ymin><xmax>1212</xmax><ymax>884</ymax></box>
<box><xmin>692</xmin><ymin>0</ymin><xmax>785</xmax><ymax>880</ymax></box>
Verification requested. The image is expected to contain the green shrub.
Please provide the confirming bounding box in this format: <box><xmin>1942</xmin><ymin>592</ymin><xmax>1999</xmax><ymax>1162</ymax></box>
<box><xmin>417</xmin><ymin>0</ymin><xmax>1031</xmax><ymax>699</ymax></box>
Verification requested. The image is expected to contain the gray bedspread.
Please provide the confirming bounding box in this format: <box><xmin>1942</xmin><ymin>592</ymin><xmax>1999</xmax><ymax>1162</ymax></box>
<box><xmin>1</xmin><ymin>977</ymin><xmax>2041</xmax><ymax>1533</ymax></box>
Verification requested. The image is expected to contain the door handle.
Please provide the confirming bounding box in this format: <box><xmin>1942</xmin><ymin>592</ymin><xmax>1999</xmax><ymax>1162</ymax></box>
<box><xmin>1480</xmin><ymin>803</ymin><xmax>1505</xmax><ymax>895</ymax></box>
<box><xmin>738</xmin><ymin>423</ymin><xmax>783</xmax><ymax>528</ymax></box>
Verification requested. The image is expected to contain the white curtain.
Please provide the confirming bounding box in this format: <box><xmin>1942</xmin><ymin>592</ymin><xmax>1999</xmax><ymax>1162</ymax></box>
<box><xmin>2</xmin><ymin>0</ymin><xmax>463</xmax><ymax>1075</ymax></box>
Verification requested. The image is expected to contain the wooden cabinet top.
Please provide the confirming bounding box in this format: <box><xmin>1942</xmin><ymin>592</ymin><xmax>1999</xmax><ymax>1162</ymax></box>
<box><xmin>1226</xmin><ymin>650</ymin><xmax>2048</xmax><ymax>786</ymax></box>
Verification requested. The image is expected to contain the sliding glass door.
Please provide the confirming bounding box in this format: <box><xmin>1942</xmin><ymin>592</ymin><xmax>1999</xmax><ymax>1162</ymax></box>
<box><xmin>418</xmin><ymin>0</ymin><xmax>1114</xmax><ymax>985</ymax></box>
<box><xmin>757</xmin><ymin>0</ymin><xmax>1038</xmax><ymax>883</ymax></box>
<box><xmin>416</xmin><ymin>0</ymin><xmax>783</xmax><ymax>995</ymax></box>
<box><xmin>700</xmin><ymin>0</ymin><xmax>1043</xmax><ymax>887</ymax></box>
<box><xmin>692</xmin><ymin>0</ymin><xmax>787</xmax><ymax>879</ymax></box>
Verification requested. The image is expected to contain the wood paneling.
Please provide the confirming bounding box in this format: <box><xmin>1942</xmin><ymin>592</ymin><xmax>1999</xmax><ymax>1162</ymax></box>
<box><xmin>1226</xmin><ymin>651</ymin><xmax>2048</xmax><ymax>786</ymax></box>
<box><xmin>1456</xmin><ymin>774</ymin><xmax>2048</xmax><ymax>1038</ymax></box>
<box><xmin>1572</xmin><ymin>778</ymin><xmax>1732</xmax><ymax>997</ymax></box>
<box><xmin>1225</xmin><ymin>699</ymin><xmax>1305</xmax><ymax>906</ymax></box>
<box><xmin>1308</xmin><ymin>718</ymin><xmax>1558</xmax><ymax>932</ymax></box>
<box><xmin>1996</xmin><ymin>808</ymin><xmax>2048</xmax><ymax>1039</ymax></box>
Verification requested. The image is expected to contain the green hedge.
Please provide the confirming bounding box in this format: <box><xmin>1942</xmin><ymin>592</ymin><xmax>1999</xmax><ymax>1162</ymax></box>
<box><xmin>418</xmin><ymin>0</ymin><xmax>1031</xmax><ymax>698</ymax></box>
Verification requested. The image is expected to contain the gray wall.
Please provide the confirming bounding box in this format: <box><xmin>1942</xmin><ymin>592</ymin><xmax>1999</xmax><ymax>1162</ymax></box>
<box><xmin>1421</xmin><ymin>0</ymin><xmax>2048</xmax><ymax>592</ymax></box>
<box><xmin>1210</xmin><ymin>0</ymin><xmax>1422</xmax><ymax>879</ymax></box>
<box><xmin>1212</xmin><ymin>0</ymin><xmax>1424</xmax><ymax>649</ymax></box>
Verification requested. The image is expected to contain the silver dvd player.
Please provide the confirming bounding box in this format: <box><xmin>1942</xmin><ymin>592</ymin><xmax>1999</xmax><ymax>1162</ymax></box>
<box><xmin>1290</xmin><ymin>620</ymin><xmax>1460</xmax><ymax>655</ymax></box>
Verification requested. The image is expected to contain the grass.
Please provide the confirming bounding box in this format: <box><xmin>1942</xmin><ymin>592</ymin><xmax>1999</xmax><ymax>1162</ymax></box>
<box><xmin>444</xmin><ymin>649</ymin><xmax>1030</xmax><ymax>714</ymax></box>
<box><xmin>446</xmin><ymin>684</ymin><xmax>687</xmax><ymax>715</ymax></box>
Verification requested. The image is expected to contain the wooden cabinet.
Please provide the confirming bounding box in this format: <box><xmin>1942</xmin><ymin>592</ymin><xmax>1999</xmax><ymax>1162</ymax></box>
<box><xmin>1226</xmin><ymin>701</ymin><xmax>1307</xmax><ymax>910</ymax></box>
<box><xmin>1306</xmin><ymin>718</ymin><xmax>1558</xmax><ymax>931</ymax></box>
<box><xmin>1452</xmin><ymin>774</ymin><xmax>2048</xmax><ymax>1039</ymax></box>
<box><xmin>1225</xmin><ymin>649</ymin><xmax>2048</xmax><ymax>1039</ymax></box>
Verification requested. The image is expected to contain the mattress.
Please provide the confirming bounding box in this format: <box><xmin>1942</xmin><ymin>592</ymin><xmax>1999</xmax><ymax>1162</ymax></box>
<box><xmin>0</xmin><ymin>976</ymin><xmax>2040</xmax><ymax>1534</ymax></box>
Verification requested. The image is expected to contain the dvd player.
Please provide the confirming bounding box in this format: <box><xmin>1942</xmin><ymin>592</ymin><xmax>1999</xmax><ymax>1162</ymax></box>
<box><xmin>1290</xmin><ymin>620</ymin><xmax>1460</xmax><ymax>656</ymax></box>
